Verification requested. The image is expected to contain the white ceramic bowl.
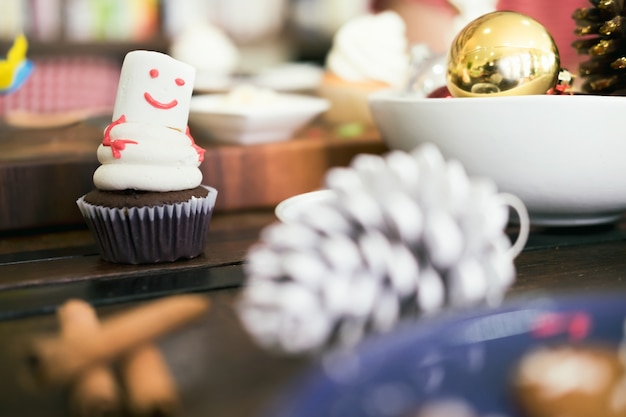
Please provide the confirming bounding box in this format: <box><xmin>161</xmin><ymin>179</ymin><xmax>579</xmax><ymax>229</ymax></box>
<box><xmin>189</xmin><ymin>93</ymin><xmax>329</xmax><ymax>145</ymax></box>
<box><xmin>369</xmin><ymin>91</ymin><xmax>626</xmax><ymax>226</ymax></box>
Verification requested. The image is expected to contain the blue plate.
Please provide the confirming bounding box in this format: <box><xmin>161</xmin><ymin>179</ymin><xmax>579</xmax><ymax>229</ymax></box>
<box><xmin>265</xmin><ymin>292</ymin><xmax>626</xmax><ymax>417</ymax></box>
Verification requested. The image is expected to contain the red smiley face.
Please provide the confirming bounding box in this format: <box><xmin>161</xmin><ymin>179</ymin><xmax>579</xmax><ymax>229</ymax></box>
<box><xmin>143</xmin><ymin>68</ymin><xmax>186</xmax><ymax>110</ymax></box>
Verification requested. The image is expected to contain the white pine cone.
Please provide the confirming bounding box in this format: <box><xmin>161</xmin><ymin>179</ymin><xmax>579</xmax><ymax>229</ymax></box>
<box><xmin>238</xmin><ymin>143</ymin><xmax>522</xmax><ymax>354</ymax></box>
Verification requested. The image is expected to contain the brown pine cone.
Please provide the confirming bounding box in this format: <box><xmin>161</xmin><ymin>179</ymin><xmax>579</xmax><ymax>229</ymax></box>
<box><xmin>573</xmin><ymin>0</ymin><xmax>626</xmax><ymax>94</ymax></box>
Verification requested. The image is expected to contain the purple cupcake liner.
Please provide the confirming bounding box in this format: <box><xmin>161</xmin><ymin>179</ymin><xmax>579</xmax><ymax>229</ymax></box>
<box><xmin>76</xmin><ymin>185</ymin><xmax>218</xmax><ymax>264</ymax></box>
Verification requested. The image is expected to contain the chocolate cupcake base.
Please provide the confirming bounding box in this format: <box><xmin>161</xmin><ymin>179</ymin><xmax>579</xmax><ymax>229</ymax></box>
<box><xmin>76</xmin><ymin>185</ymin><xmax>218</xmax><ymax>264</ymax></box>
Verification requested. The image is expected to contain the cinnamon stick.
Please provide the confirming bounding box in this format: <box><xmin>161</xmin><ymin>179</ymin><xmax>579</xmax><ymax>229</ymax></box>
<box><xmin>69</xmin><ymin>365</ymin><xmax>122</xmax><ymax>417</ymax></box>
<box><xmin>122</xmin><ymin>344</ymin><xmax>180</xmax><ymax>417</ymax></box>
<box><xmin>57</xmin><ymin>300</ymin><xmax>122</xmax><ymax>417</ymax></box>
<box><xmin>23</xmin><ymin>295</ymin><xmax>210</xmax><ymax>389</ymax></box>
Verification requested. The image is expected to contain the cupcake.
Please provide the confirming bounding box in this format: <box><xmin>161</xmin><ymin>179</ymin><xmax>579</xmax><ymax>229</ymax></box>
<box><xmin>77</xmin><ymin>50</ymin><xmax>218</xmax><ymax>264</ymax></box>
<box><xmin>318</xmin><ymin>11</ymin><xmax>410</xmax><ymax>126</ymax></box>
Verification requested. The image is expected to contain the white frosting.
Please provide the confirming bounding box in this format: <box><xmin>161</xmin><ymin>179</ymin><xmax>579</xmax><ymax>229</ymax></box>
<box><xmin>113</xmin><ymin>50</ymin><xmax>195</xmax><ymax>132</ymax></box>
<box><xmin>325</xmin><ymin>11</ymin><xmax>410</xmax><ymax>88</ymax></box>
<box><xmin>170</xmin><ymin>23</ymin><xmax>239</xmax><ymax>75</ymax></box>
<box><xmin>93</xmin><ymin>122</ymin><xmax>202</xmax><ymax>192</ymax></box>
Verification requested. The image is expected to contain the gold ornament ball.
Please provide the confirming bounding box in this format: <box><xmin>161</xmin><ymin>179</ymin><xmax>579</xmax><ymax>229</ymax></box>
<box><xmin>446</xmin><ymin>11</ymin><xmax>560</xmax><ymax>98</ymax></box>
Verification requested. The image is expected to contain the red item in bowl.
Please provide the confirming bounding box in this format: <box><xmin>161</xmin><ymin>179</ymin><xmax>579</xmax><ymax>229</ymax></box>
<box><xmin>427</xmin><ymin>85</ymin><xmax>452</xmax><ymax>98</ymax></box>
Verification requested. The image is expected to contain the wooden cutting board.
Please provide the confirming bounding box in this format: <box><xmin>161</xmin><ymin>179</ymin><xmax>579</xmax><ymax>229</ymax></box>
<box><xmin>0</xmin><ymin>121</ymin><xmax>387</xmax><ymax>231</ymax></box>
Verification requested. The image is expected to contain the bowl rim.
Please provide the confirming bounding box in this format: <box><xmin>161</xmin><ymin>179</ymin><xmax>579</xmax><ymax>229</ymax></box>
<box><xmin>368</xmin><ymin>88</ymin><xmax>626</xmax><ymax>104</ymax></box>
<box><xmin>266</xmin><ymin>291</ymin><xmax>626</xmax><ymax>417</ymax></box>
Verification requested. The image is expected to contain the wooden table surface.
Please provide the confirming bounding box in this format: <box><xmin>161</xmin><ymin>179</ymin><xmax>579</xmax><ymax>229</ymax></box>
<box><xmin>2</xmin><ymin>114</ymin><xmax>626</xmax><ymax>417</ymax></box>
<box><xmin>0</xmin><ymin>208</ymin><xmax>625</xmax><ymax>417</ymax></box>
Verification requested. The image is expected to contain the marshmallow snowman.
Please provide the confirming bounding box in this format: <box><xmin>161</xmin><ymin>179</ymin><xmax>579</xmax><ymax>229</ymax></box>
<box><xmin>112</xmin><ymin>50</ymin><xmax>196</xmax><ymax>132</ymax></box>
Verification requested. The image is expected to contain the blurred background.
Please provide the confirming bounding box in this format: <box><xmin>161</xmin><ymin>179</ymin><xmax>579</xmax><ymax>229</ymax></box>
<box><xmin>0</xmin><ymin>0</ymin><xmax>373</xmax><ymax>65</ymax></box>
<box><xmin>0</xmin><ymin>0</ymin><xmax>374</xmax><ymax>117</ymax></box>
<box><xmin>0</xmin><ymin>0</ymin><xmax>587</xmax><ymax>67</ymax></box>
<box><xmin>0</xmin><ymin>0</ymin><xmax>587</xmax><ymax>118</ymax></box>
